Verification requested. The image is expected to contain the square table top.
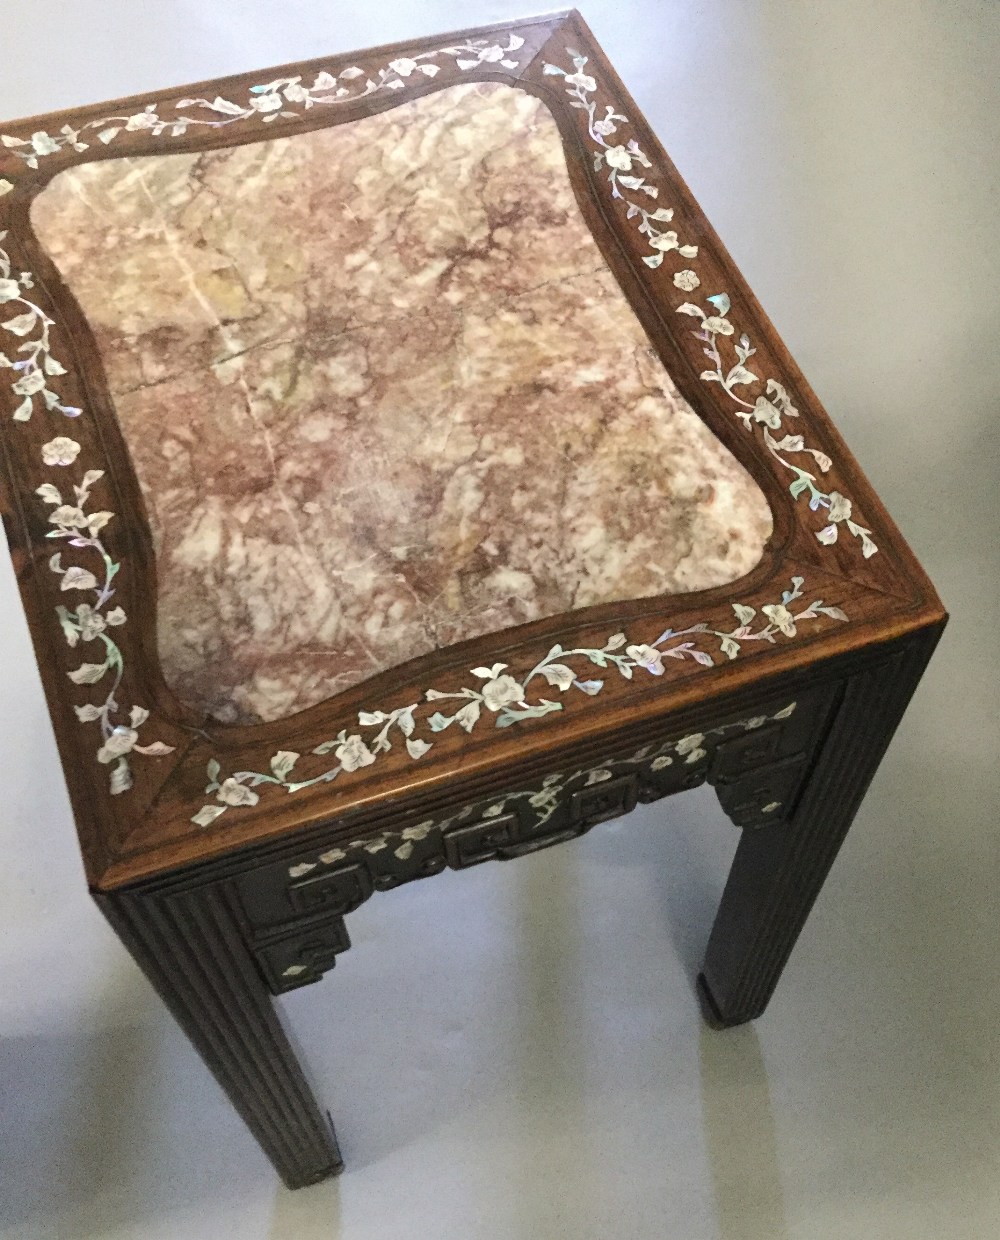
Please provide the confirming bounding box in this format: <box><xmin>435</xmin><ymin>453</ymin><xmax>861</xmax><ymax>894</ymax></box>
<box><xmin>0</xmin><ymin>11</ymin><xmax>944</xmax><ymax>888</ymax></box>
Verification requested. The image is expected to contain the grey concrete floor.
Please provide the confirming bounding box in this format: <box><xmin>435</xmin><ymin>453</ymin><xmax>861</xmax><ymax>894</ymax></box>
<box><xmin>1</xmin><ymin>2</ymin><xmax>997</xmax><ymax>1238</ymax></box>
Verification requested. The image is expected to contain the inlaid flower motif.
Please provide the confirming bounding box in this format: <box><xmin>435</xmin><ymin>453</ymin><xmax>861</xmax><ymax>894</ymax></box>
<box><xmin>97</xmin><ymin>725</ymin><xmax>138</xmax><ymax>764</ymax></box>
<box><xmin>752</xmin><ymin>396</ymin><xmax>782</xmax><ymax>429</ymax></box>
<box><xmin>564</xmin><ymin>69</ymin><xmax>597</xmax><ymax>92</ymax></box>
<box><xmin>702</xmin><ymin>315</ymin><xmax>735</xmax><ymax>336</ymax></box>
<box><xmin>49</xmin><ymin>504</ymin><xmax>86</xmax><ymax>529</ymax></box>
<box><xmin>12</xmin><ymin>371</ymin><xmax>45</xmax><ymax>397</ymax></box>
<box><xmin>676</xmin><ymin>733</ymin><xmax>705</xmax><ymax>757</ymax></box>
<box><xmin>673</xmin><ymin>269</ymin><xmax>700</xmax><ymax>291</ymax></box>
<box><xmin>592</xmin><ymin>117</ymin><xmax>617</xmax><ymax>136</ymax></box>
<box><xmin>30</xmin><ymin>131</ymin><xmax>60</xmax><ymax>156</ymax></box>
<box><xmin>651</xmin><ymin>754</ymin><xmax>673</xmax><ymax>770</ymax></box>
<box><xmin>249</xmin><ymin>93</ymin><xmax>282</xmax><ymax>114</ymax></box>
<box><xmin>0</xmin><ymin>277</ymin><xmax>21</xmax><ymax>302</ymax></box>
<box><xmin>125</xmin><ymin>110</ymin><xmax>159</xmax><ymax>131</ymax></box>
<box><xmin>585</xmin><ymin>769</ymin><xmax>613</xmax><ymax>786</ymax></box>
<box><xmin>481</xmin><ymin>674</ymin><xmax>526</xmax><ymax>712</ymax></box>
<box><xmin>626</xmin><ymin>643</ymin><xmax>665</xmax><ymax>675</ymax></box>
<box><xmin>762</xmin><ymin>604</ymin><xmax>797</xmax><ymax>637</ymax></box>
<box><xmin>60</xmin><ymin>566</ymin><xmax>97</xmax><ymax>591</ymax></box>
<box><xmin>649</xmin><ymin>231</ymin><xmax>679</xmax><ymax>252</ymax></box>
<box><xmin>827</xmin><ymin>491</ymin><xmax>853</xmax><ymax>523</ymax></box>
<box><xmin>388</xmin><ymin>57</ymin><xmax>419</xmax><ymax>76</ymax></box>
<box><xmin>217</xmin><ymin>777</ymin><xmax>260</xmax><ymax>807</ymax></box>
<box><xmin>604</xmin><ymin>144</ymin><xmax>633</xmax><ymax>171</ymax></box>
<box><xmin>41</xmin><ymin>436</ymin><xmax>81</xmax><ymax>466</ymax></box>
<box><xmin>335</xmin><ymin>734</ymin><xmax>376</xmax><ymax>772</ymax></box>
<box><xmin>476</xmin><ymin>44</ymin><xmax>507</xmax><ymax>63</ymax></box>
<box><xmin>74</xmin><ymin>603</ymin><xmax>106</xmax><ymax>642</ymax></box>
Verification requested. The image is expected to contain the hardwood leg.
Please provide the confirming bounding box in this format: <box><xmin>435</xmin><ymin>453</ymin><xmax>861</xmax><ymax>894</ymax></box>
<box><xmin>699</xmin><ymin>626</ymin><xmax>943</xmax><ymax>1028</ymax></box>
<box><xmin>95</xmin><ymin>880</ymin><xmax>344</xmax><ymax>1188</ymax></box>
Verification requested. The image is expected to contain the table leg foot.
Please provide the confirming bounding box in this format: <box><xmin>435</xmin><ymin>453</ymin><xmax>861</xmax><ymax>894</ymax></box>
<box><xmin>696</xmin><ymin>971</ymin><xmax>745</xmax><ymax>1029</ymax></box>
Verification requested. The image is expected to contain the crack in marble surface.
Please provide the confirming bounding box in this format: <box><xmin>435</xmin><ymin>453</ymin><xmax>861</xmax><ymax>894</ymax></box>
<box><xmin>31</xmin><ymin>81</ymin><xmax>773</xmax><ymax>725</ymax></box>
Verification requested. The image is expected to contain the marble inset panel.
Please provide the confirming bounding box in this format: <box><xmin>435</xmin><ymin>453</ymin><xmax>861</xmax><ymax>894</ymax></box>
<box><xmin>31</xmin><ymin>82</ymin><xmax>772</xmax><ymax>725</ymax></box>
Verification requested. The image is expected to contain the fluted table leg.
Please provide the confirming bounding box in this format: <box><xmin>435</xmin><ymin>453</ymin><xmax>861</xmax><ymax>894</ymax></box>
<box><xmin>96</xmin><ymin>880</ymin><xmax>343</xmax><ymax>1187</ymax></box>
<box><xmin>699</xmin><ymin>627</ymin><xmax>943</xmax><ymax>1027</ymax></box>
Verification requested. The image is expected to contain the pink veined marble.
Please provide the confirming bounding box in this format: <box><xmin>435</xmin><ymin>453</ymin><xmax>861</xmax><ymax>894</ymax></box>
<box><xmin>31</xmin><ymin>81</ymin><xmax>772</xmax><ymax>725</ymax></box>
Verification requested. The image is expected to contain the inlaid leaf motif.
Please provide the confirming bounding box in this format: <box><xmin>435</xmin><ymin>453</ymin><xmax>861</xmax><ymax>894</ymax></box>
<box><xmin>133</xmin><ymin>741</ymin><xmax>174</xmax><ymax>756</ymax></box>
<box><xmin>3</xmin><ymin>310</ymin><xmax>36</xmax><ymax>336</ymax></box>
<box><xmin>68</xmin><ymin>661</ymin><xmax>108</xmax><ymax>685</ymax></box>
<box><xmin>541</xmin><ymin>663</ymin><xmax>576</xmax><ymax>690</ymax></box>
<box><xmin>59</xmin><ymin>566</ymin><xmax>97</xmax><ymax>591</ymax></box>
<box><xmin>574</xmin><ymin>679</ymin><xmax>604</xmax><ymax>695</ymax></box>
<box><xmin>39</xmin><ymin>484</ymin><xmax>68</xmax><ymax>510</ymax></box>
<box><xmin>454</xmin><ymin>701</ymin><xmax>481</xmax><ymax>732</ymax></box>
<box><xmin>192</xmin><ymin>805</ymin><xmax>227</xmax><ymax>828</ymax></box>
<box><xmin>270</xmin><ymin>750</ymin><xmax>299</xmax><ymax>780</ymax></box>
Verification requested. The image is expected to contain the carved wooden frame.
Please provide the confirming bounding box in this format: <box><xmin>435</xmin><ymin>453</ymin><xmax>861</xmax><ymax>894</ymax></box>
<box><xmin>0</xmin><ymin>12</ymin><xmax>945</xmax><ymax>1188</ymax></box>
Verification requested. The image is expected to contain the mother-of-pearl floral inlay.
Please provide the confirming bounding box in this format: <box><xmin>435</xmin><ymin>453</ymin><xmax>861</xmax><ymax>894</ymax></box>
<box><xmin>543</xmin><ymin>50</ymin><xmax>877</xmax><ymax>558</ymax></box>
<box><xmin>0</xmin><ymin>234</ymin><xmax>175</xmax><ymax>794</ymax></box>
<box><xmin>1</xmin><ymin>34</ymin><xmax>528</xmax><ymax>165</ymax></box>
<box><xmin>281</xmin><ymin>701</ymin><xmax>799</xmax><ymax>891</ymax></box>
<box><xmin>191</xmin><ymin>577</ymin><xmax>844</xmax><ymax>827</ymax></box>
<box><xmin>32</xmin><ymin>81</ymin><xmax>774</xmax><ymax>727</ymax></box>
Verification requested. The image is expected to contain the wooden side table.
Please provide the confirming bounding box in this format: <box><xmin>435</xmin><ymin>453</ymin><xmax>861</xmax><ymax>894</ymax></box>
<box><xmin>0</xmin><ymin>12</ymin><xmax>945</xmax><ymax>1188</ymax></box>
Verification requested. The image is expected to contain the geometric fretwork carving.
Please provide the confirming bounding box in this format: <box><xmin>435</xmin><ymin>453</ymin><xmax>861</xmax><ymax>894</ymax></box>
<box><xmin>254</xmin><ymin>916</ymin><xmax>352</xmax><ymax>994</ymax></box>
<box><xmin>713</xmin><ymin>754</ymin><xmax>809</xmax><ymax>829</ymax></box>
<box><xmin>235</xmin><ymin>697</ymin><xmax>834</xmax><ymax>966</ymax></box>
<box><xmin>288</xmin><ymin>863</ymin><xmax>374</xmax><ymax>917</ymax></box>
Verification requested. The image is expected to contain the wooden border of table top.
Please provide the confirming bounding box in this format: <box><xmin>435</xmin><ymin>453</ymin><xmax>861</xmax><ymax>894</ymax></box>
<box><xmin>0</xmin><ymin>11</ymin><xmax>945</xmax><ymax>888</ymax></box>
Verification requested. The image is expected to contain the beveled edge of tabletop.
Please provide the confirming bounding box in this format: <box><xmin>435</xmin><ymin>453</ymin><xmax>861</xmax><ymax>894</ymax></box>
<box><xmin>0</xmin><ymin>10</ymin><xmax>946</xmax><ymax>889</ymax></box>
